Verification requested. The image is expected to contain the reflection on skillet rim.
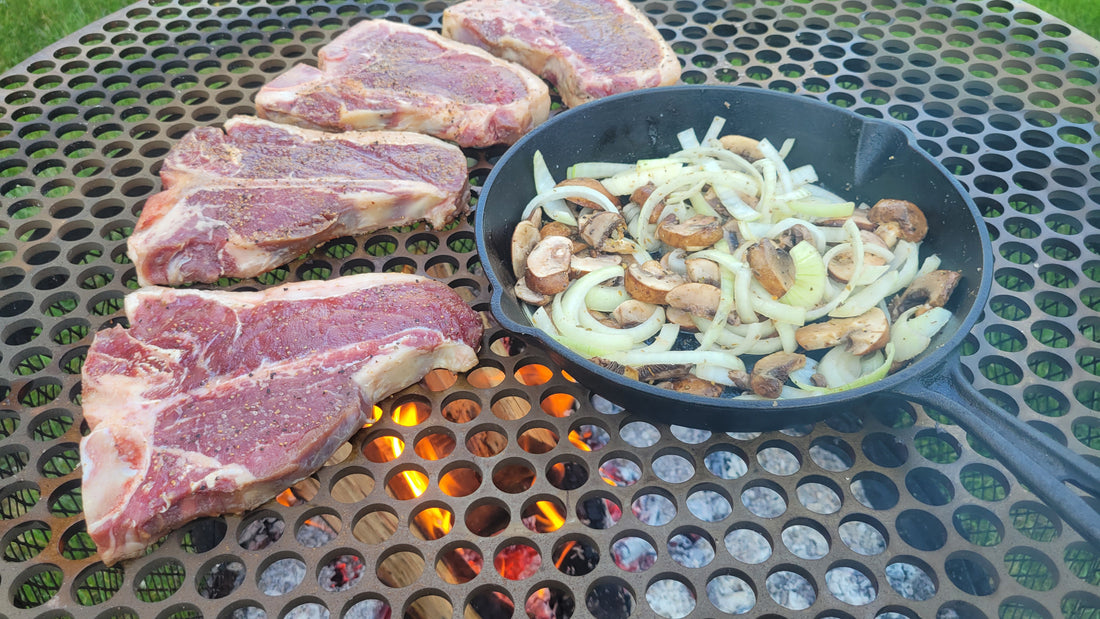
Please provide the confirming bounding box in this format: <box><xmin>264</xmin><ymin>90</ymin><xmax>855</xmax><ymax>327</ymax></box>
<box><xmin>476</xmin><ymin>84</ymin><xmax>994</xmax><ymax>429</ymax></box>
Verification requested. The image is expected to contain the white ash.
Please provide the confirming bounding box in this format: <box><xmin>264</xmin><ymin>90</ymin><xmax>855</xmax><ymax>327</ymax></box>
<box><xmin>885</xmin><ymin>562</ymin><xmax>937</xmax><ymax>601</ymax></box>
<box><xmin>704</xmin><ymin>450</ymin><xmax>748</xmax><ymax>479</ymax></box>
<box><xmin>686</xmin><ymin>489</ymin><xmax>732</xmax><ymax>522</ymax></box>
<box><xmin>724</xmin><ymin>528</ymin><xmax>772</xmax><ymax>564</ymax></box>
<box><xmin>631</xmin><ymin>493</ymin><xmax>676</xmax><ymax>526</ymax></box>
<box><xmin>796</xmin><ymin>481</ymin><xmax>842</xmax><ymax>514</ymax></box>
<box><xmin>652</xmin><ymin>453</ymin><xmax>694</xmax><ymax>483</ymax></box>
<box><xmin>669</xmin><ymin>424</ymin><xmax>711</xmax><ymax>444</ymax></box>
<box><xmin>646</xmin><ymin>579</ymin><xmax>695</xmax><ymax>618</ymax></box>
<box><xmin>781</xmin><ymin>524</ymin><xmax>830</xmax><ymax>560</ymax></box>
<box><xmin>668</xmin><ymin>532</ymin><xmax>715</xmax><ymax>568</ymax></box>
<box><xmin>825</xmin><ymin>565</ymin><xmax>877</xmax><ymax>605</ymax></box>
<box><xmin>620</xmin><ymin>420</ymin><xmax>661</xmax><ymax>447</ymax></box>
<box><xmin>741</xmin><ymin>485</ymin><xmax>787</xmax><ymax>518</ymax></box>
<box><xmin>258</xmin><ymin>557</ymin><xmax>306</xmax><ymax>596</ymax></box>
<box><xmin>766</xmin><ymin>570</ymin><xmax>816</xmax><ymax>610</ymax></box>
<box><xmin>707</xmin><ymin>574</ymin><xmax>756</xmax><ymax>614</ymax></box>
<box><xmin>839</xmin><ymin>520</ymin><xmax>887</xmax><ymax>555</ymax></box>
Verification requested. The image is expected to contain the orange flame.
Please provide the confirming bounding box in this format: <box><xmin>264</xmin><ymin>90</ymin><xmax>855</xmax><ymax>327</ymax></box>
<box><xmin>413</xmin><ymin>507</ymin><xmax>453</xmax><ymax>540</ymax></box>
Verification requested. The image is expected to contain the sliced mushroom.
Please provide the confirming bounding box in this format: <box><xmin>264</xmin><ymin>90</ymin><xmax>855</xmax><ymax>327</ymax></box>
<box><xmin>555</xmin><ymin>177</ymin><xmax>622</xmax><ymax>210</ymax></box>
<box><xmin>525</xmin><ymin>235</ymin><xmax>573</xmax><ymax>295</ymax></box>
<box><xmin>514</xmin><ymin>279</ymin><xmax>551</xmax><ymax>306</ymax></box>
<box><xmin>794</xmin><ymin>307</ymin><xmax>891</xmax><ymax>355</ymax></box>
<box><xmin>817</xmin><ymin>208</ymin><xmax>874</xmax><ymax>231</ymax></box>
<box><xmin>588</xmin><ymin>309</ymin><xmax>620</xmax><ymax>328</ymax></box>
<box><xmin>727</xmin><ymin>369</ymin><xmax>752</xmax><ymax>392</ymax></box>
<box><xmin>827</xmin><ymin>230</ymin><xmax>890</xmax><ymax>283</ymax></box>
<box><xmin>657</xmin><ymin>215</ymin><xmax>724</xmax><ymax>251</ymax></box>
<box><xmin>630</xmin><ymin>182</ymin><xmax>668</xmax><ymax>224</ymax></box>
<box><xmin>888</xmin><ymin>270</ymin><xmax>962</xmax><ymax>319</ymax></box>
<box><xmin>592</xmin><ymin>357</ymin><xmax>640</xmax><ymax>381</ymax></box>
<box><xmin>666</xmin><ymin>282</ymin><xmax>722</xmax><ymax>319</ymax></box>
<box><xmin>869</xmin><ymin>198</ymin><xmax>928</xmax><ymax>244</ymax></box>
<box><xmin>540</xmin><ymin>220</ymin><xmax>575</xmax><ymax>239</ymax></box>
<box><xmin>685</xmin><ymin>257</ymin><xmax>720</xmax><ymax>286</ymax></box>
<box><xmin>656</xmin><ymin>376</ymin><xmax>724</xmax><ymax>398</ymax></box>
<box><xmin>511</xmin><ymin>219</ymin><xmax>542</xmax><ymax>279</ymax></box>
<box><xmin>746</xmin><ymin>238</ymin><xmax>796</xmax><ymax>297</ymax></box>
<box><xmin>776</xmin><ymin>223</ymin><xmax>814</xmax><ymax>251</ymax></box>
<box><xmin>666</xmin><ymin>307</ymin><xmax>700</xmax><ymax>332</ymax></box>
<box><xmin>612</xmin><ymin>299</ymin><xmax>658</xmax><ymax>327</ymax></box>
<box><xmin>624</xmin><ymin>260</ymin><xmax>686</xmax><ymax>304</ymax></box>
<box><xmin>637</xmin><ymin>364</ymin><xmax>691</xmax><ymax>383</ymax></box>
<box><xmin>749</xmin><ymin>352</ymin><xmax>806</xmax><ymax>399</ymax></box>
<box><xmin>570</xmin><ymin>253</ymin><xmax>623</xmax><ymax>279</ymax></box>
<box><xmin>578</xmin><ymin>211</ymin><xmax>635</xmax><ymax>254</ymax></box>
<box><xmin>718</xmin><ymin>134</ymin><xmax>765</xmax><ymax>162</ymax></box>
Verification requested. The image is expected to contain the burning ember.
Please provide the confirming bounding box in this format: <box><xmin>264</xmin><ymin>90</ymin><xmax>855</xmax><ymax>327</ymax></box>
<box><xmin>319</xmin><ymin>554</ymin><xmax>364</xmax><ymax>592</ymax></box>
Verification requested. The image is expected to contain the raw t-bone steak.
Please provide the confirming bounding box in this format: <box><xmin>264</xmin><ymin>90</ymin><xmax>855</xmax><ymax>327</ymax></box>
<box><xmin>255</xmin><ymin>19</ymin><xmax>550</xmax><ymax>147</ymax></box>
<box><xmin>127</xmin><ymin>116</ymin><xmax>469</xmax><ymax>286</ymax></box>
<box><xmin>79</xmin><ymin>273</ymin><xmax>483</xmax><ymax>564</ymax></box>
<box><xmin>441</xmin><ymin>0</ymin><xmax>681</xmax><ymax>108</ymax></box>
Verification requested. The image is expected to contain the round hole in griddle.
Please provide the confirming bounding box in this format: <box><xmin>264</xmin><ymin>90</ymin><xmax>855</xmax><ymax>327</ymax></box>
<box><xmin>653</xmin><ymin>451</ymin><xmax>695</xmax><ymax>484</ymax></box>
<box><xmin>742</xmin><ymin>482</ymin><xmax>787</xmax><ymax>519</ymax></box>
<box><xmin>569</xmin><ymin>422</ymin><xmax>610</xmax><ymax>452</ymax></box>
<box><xmin>467</xmin><ymin>426</ymin><xmax>507</xmax><ymax>457</ymax></box>
<box><xmin>468</xmin><ymin>363</ymin><xmax>506</xmax><ymax>389</ymax></box>
<box><xmin>826</xmin><ymin>562</ymin><xmax>877</xmax><ymax>606</ymax></box>
<box><xmin>517</xmin><ymin>424</ymin><xmax>559</xmax><ymax>454</ymax></box>
<box><xmin>646</xmin><ymin>577</ymin><xmax>696</xmax><ymax>618</ymax></box>
<box><xmin>514</xmin><ymin>362</ymin><xmax>553</xmax><ymax>386</ymax></box>
<box><xmin>493</xmin><ymin>540</ymin><xmax>541</xmax><ymax>580</ymax></box>
<box><xmin>585</xmin><ymin>578</ymin><xmax>635</xmax><ymax>619</ymax></box>
<box><xmin>351</xmin><ymin>506</ymin><xmax>398</xmax><ymax>545</ymax></box>
<box><xmin>706</xmin><ymin>570</ymin><xmax>756</xmax><ymax>614</ymax></box>
<box><xmin>2</xmin><ymin>520</ymin><xmax>51</xmax><ymax>562</ymax></box>
<box><xmin>441</xmin><ymin>395</ymin><xmax>481</xmax><ymax>423</ymax></box>
<box><xmin>330</xmin><ymin>469</ymin><xmax>374</xmax><ymax>503</ymax></box>
<box><xmin>547</xmin><ymin>456</ymin><xmax>588</xmax><ymax>491</ymax></box>
<box><xmin>362</xmin><ymin>434</ymin><xmax>404</xmax><ymax>463</ymax></box>
<box><xmin>577</xmin><ymin>492</ymin><xmax>622</xmax><ymax>529</ymax></box>
<box><xmin>410</xmin><ymin>505</ymin><xmax>454</xmax><ymax>541</ymax></box>
<box><xmin>237</xmin><ymin>510</ymin><xmax>284</xmax><ymax>551</ymax></box>
<box><xmin>384</xmin><ymin>468</ymin><xmax>429</xmax><ymax>501</ymax></box>
<box><xmin>851</xmin><ymin>471</ymin><xmax>900</xmax><ymax>510</ymax></box>
<box><xmin>195</xmin><ymin>555</ymin><xmax>245</xmax><ymax>600</ymax></box>
<box><xmin>488</xmin><ymin>333</ymin><xmax>525</xmax><ymax>357</ymax></box>
<box><xmin>134</xmin><ymin>557</ymin><xmax>187</xmax><ymax>602</ymax></box>
<box><xmin>12</xmin><ymin>563</ymin><xmax>65</xmax><ymax>609</ymax></box>
<box><xmin>390</xmin><ymin>397</ymin><xmax>431</xmax><ymax>427</ymax></box>
<box><xmin>178</xmin><ymin>517</ymin><xmax>227</xmax><ymax>554</ymax></box>
<box><xmin>886</xmin><ymin>556</ymin><xmax>939</xmax><ymax>600</ymax></box>
<box><xmin>318</xmin><ymin>551</ymin><xmax>365</xmax><ymax>592</ymax></box>
<box><xmin>421</xmin><ymin>368</ymin><xmax>457</xmax><ymax>392</ymax></box>
<box><xmin>611</xmin><ymin>532</ymin><xmax>657</xmax><ymax>573</ymax></box>
<box><xmin>465</xmin><ymin>588</ymin><xmax>515</xmax><ymax>619</ymax></box>
<box><xmin>668</xmin><ymin>527</ymin><xmax>716</xmax><ymax>568</ymax></box>
<box><xmin>491</xmin><ymin>391</ymin><xmax>532</xmax><ymax>421</ymax></box>
<box><xmin>376</xmin><ymin>547</ymin><xmax>424</xmax><ymax>588</ymax></box>
<box><xmin>599</xmin><ymin>453</ymin><xmax>641</xmax><ymax>487</ymax></box>
<box><xmin>620</xmin><ymin>420</ymin><xmax>661</xmax><ymax>448</ymax></box>
<box><xmin>782</xmin><ymin>520</ymin><xmax>831</xmax><ymax>560</ymax></box>
<box><xmin>526</xmin><ymin>585</ymin><xmax>575</xmax><ymax>619</ymax></box>
<box><xmin>521</xmin><ymin>496</ymin><xmax>567</xmax><ymax>533</ymax></box>
<box><xmin>808</xmin><ymin>435</ymin><xmax>855</xmax><ymax>471</ymax></box>
<box><xmin>342</xmin><ymin>597</ymin><xmax>392</xmax><ymax>619</ymax></box>
<box><xmin>796</xmin><ymin>476</ymin><xmax>843</xmax><ymax>515</ymax></box>
<box><xmin>631</xmin><ymin>489</ymin><xmax>677</xmax><ymax>527</ymax></box>
<box><xmin>295</xmin><ymin>510</ymin><xmax>341</xmax><ymax>548</ymax></box>
<box><xmin>686</xmin><ymin>486</ymin><xmax>732</xmax><ymax>523</ymax></box>
<box><xmin>436</xmin><ymin>543</ymin><xmax>483</xmax><ymax>585</ymax></box>
<box><xmin>724</xmin><ymin>523</ymin><xmax>773</xmax><ymax>565</ymax></box>
<box><xmin>492</xmin><ymin>460</ymin><xmax>536</xmax><ymax>493</ymax></box>
<box><xmin>553</xmin><ymin>535</ymin><xmax>600</xmax><ymax>576</ymax></box>
<box><xmin>896</xmin><ymin>509</ymin><xmax>948</xmax><ymax>551</ymax></box>
<box><xmin>414</xmin><ymin>429</ymin><xmax>456</xmax><ymax>460</ymax></box>
<box><xmin>439</xmin><ymin>463</ymin><xmax>482</xmax><ymax>498</ymax></box>
<box><xmin>465</xmin><ymin>499</ymin><xmax>510</xmax><ymax>537</ymax></box>
<box><xmin>766</xmin><ymin>566</ymin><xmax>817</xmax><ymax>611</ymax></box>
<box><xmin>838</xmin><ymin>515</ymin><xmax>888</xmax><ymax>556</ymax></box>
<box><xmin>541</xmin><ymin>391</ymin><xmax>579</xmax><ymax>418</ymax></box>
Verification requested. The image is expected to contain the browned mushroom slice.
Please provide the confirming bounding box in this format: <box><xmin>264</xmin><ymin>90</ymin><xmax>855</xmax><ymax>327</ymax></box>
<box><xmin>666</xmin><ymin>282</ymin><xmax>722</xmax><ymax>319</ymax></box>
<box><xmin>727</xmin><ymin>369</ymin><xmax>752</xmax><ymax>392</ymax></box>
<box><xmin>718</xmin><ymin>134</ymin><xmax>765</xmax><ymax>162</ymax></box>
<box><xmin>657</xmin><ymin>215</ymin><xmax>724</xmax><ymax>251</ymax></box>
<box><xmin>587</xmin><ymin>309</ymin><xmax>620</xmax><ymax>328</ymax></box>
<box><xmin>827</xmin><ymin>230</ymin><xmax>890</xmax><ymax>283</ymax></box>
<box><xmin>592</xmin><ymin>357</ymin><xmax>640</xmax><ymax>381</ymax></box>
<box><xmin>746</xmin><ymin>238</ymin><xmax>796</xmax><ymax>297</ymax></box>
<box><xmin>578</xmin><ymin>211</ymin><xmax>635</xmax><ymax>254</ymax></box>
<box><xmin>749</xmin><ymin>352</ymin><xmax>806</xmax><ymax>399</ymax></box>
<box><xmin>685</xmin><ymin>257</ymin><xmax>721</xmax><ymax>287</ymax></box>
<box><xmin>612</xmin><ymin>299</ymin><xmax>658</xmax><ymax>327</ymax></box>
<box><xmin>817</xmin><ymin>208</ymin><xmax>874</xmax><ymax>231</ymax></box>
<box><xmin>794</xmin><ymin>307</ymin><xmax>890</xmax><ymax>355</ymax></box>
<box><xmin>525</xmin><ymin>235</ymin><xmax>573</xmax><ymax>295</ymax></box>
<box><xmin>869</xmin><ymin>198</ymin><xmax>928</xmax><ymax>244</ymax></box>
<box><xmin>624</xmin><ymin>260</ymin><xmax>686</xmax><ymax>304</ymax></box>
<box><xmin>666</xmin><ymin>307</ymin><xmax>700</xmax><ymax>332</ymax></box>
<box><xmin>570</xmin><ymin>253</ymin><xmax>623</xmax><ymax>279</ymax></box>
<box><xmin>555</xmin><ymin>177</ymin><xmax>622</xmax><ymax>210</ymax></box>
<box><xmin>637</xmin><ymin>363</ymin><xmax>691</xmax><ymax>383</ymax></box>
<box><xmin>540</xmin><ymin>220</ymin><xmax>575</xmax><ymax>239</ymax></box>
<box><xmin>656</xmin><ymin>376</ymin><xmax>724</xmax><ymax>398</ymax></box>
<box><xmin>888</xmin><ymin>269</ymin><xmax>962</xmax><ymax>319</ymax></box>
<box><xmin>514</xmin><ymin>279</ymin><xmax>551</xmax><ymax>306</ymax></box>
<box><xmin>511</xmin><ymin>219</ymin><xmax>542</xmax><ymax>279</ymax></box>
<box><xmin>776</xmin><ymin>224</ymin><xmax>814</xmax><ymax>251</ymax></box>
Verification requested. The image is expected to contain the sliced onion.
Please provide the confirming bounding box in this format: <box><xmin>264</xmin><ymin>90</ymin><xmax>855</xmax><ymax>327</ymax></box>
<box><xmin>567</xmin><ymin>161</ymin><xmax>634</xmax><ymax>179</ymax></box>
<box><xmin>892</xmin><ymin>306</ymin><xmax>952</xmax><ymax>362</ymax></box>
<box><xmin>780</xmin><ymin>241</ymin><xmax>827</xmax><ymax>308</ymax></box>
<box><xmin>578</xmin><ymin>305</ymin><xmax>666</xmax><ymax>342</ymax></box>
<box><xmin>639</xmin><ymin>323</ymin><xmax>681</xmax><ymax>353</ymax></box>
<box><xmin>561</xmin><ymin>265</ymin><xmax>625</xmax><ymax>318</ymax></box>
<box><xmin>701</xmin><ymin>116</ymin><xmax>727</xmax><ymax>145</ymax></box>
<box><xmin>585</xmin><ymin>284</ymin><xmax>630</xmax><ymax>312</ymax></box>
<box><xmin>677</xmin><ymin>127</ymin><xmax>700</xmax><ymax>150</ymax></box>
<box><xmin>830</xmin><ymin>270</ymin><xmax>899</xmax><ymax>318</ymax></box>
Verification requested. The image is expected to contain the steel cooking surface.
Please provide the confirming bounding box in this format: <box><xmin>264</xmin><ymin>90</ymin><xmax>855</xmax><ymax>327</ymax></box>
<box><xmin>0</xmin><ymin>0</ymin><xmax>1098</xmax><ymax>618</ymax></box>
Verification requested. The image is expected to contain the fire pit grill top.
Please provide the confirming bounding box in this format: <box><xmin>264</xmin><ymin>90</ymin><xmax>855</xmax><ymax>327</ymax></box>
<box><xmin>0</xmin><ymin>0</ymin><xmax>1098</xmax><ymax>617</ymax></box>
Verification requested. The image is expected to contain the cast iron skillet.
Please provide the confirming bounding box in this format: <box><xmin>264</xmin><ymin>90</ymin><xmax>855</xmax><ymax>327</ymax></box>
<box><xmin>476</xmin><ymin>85</ymin><xmax>1100</xmax><ymax>545</ymax></box>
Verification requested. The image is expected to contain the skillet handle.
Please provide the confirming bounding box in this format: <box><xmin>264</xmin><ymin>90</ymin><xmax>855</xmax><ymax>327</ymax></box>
<box><xmin>893</xmin><ymin>358</ymin><xmax>1100</xmax><ymax>547</ymax></box>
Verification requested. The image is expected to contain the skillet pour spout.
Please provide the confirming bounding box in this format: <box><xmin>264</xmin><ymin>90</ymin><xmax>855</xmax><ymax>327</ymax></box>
<box><xmin>476</xmin><ymin>85</ymin><xmax>1100</xmax><ymax>547</ymax></box>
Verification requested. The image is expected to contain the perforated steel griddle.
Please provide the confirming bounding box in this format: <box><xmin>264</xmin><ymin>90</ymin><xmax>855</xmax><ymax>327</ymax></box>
<box><xmin>0</xmin><ymin>1</ymin><xmax>1098</xmax><ymax>618</ymax></box>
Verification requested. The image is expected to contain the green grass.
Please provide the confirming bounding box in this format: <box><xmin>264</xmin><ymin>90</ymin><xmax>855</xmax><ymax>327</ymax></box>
<box><xmin>0</xmin><ymin>0</ymin><xmax>1097</xmax><ymax>74</ymax></box>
